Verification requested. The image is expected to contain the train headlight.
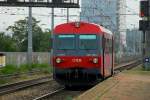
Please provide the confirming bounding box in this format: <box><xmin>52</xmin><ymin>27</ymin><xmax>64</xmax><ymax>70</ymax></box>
<box><xmin>93</xmin><ymin>58</ymin><xmax>98</xmax><ymax>64</ymax></box>
<box><xmin>56</xmin><ymin>58</ymin><xmax>61</xmax><ymax>63</ymax></box>
<box><xmin>75</xmin><ymin>22</ymin><xmax>80</xmax><ymax>28</ymax></box>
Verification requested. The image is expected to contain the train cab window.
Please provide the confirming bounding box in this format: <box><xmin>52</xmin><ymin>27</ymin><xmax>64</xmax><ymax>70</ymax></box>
<box><xmin>79</xmin><ymin>35</ymin><xmax>97</xmax><ymax>50</ymax></box>
<box><xmin>56</xmin><ymin>35</ymin><xmax>75</xmax><ymax>50</ymax></box>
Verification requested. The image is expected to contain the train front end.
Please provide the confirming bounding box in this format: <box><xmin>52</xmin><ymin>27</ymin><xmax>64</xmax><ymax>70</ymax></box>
<box><xmin>52</xmin><ymin>22</ymin><xmax>103</xmax><ymax>86</ymax></box>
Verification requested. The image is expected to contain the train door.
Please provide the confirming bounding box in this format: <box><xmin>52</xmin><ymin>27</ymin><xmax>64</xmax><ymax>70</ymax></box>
<box><xmin>111</xmin><ymin>36</ymin><xmax>114</xmax><ymax>75</ymax></box>
<box><xmin>102</xmin><ymin>34</ymin><xmax>113</xmax><ymax>78</ymax></box>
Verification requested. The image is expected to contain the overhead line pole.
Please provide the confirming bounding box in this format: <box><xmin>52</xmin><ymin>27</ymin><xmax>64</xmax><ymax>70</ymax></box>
<box><xmin>67</xmin><ymin>8</ymin><xmax>69</xmax><ymax>22</ymax></box>
<box><xmin>51</xmin><ymin>8</ymin><xmax>54</xmax><ymax>36</ymax></box>
<box><xmin>28</xmin><ymin>0</ymin><xmax>33</xmax><ymax>65</ymax></box>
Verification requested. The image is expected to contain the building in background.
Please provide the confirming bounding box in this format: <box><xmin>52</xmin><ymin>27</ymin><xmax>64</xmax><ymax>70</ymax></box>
<box><xmin>117</xmin><ymin>0</ymin><xmax>126</xmax><ymax>56</ymax></box>
<box><xmin>80</xmin><ymin>0</ymin><xmax>118</xmax><ymax>32</ymax></box>
<box><xmin>126</xmin><ymin>29</ymin><xmax>142</xmax><ymax>56</ymax></box>
<box><xmin>80</xmin><ymin>0</ymin><xmax>126</xmax><ymax>56</ymax></box>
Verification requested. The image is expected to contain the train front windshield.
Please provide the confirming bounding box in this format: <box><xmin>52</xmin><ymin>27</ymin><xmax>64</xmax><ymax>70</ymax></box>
<box><xmin>79</xmin><ymin>35</ymin><xmax>97</xmax><ymax>50</ymax></box>
<box><xmin>56</xmin><ymin>34</ymin><xmax>98</xmax><ymax>50</ymax></box>
<box><xmin>56</xmin><ymin>35</ymin><xmax>75</xmax><ymax>50</ymax></box>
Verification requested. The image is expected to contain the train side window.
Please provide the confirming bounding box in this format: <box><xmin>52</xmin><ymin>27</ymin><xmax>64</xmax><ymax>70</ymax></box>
<box><xmin>102</xmin><ymin>37</ymin><xmax>105</xmax><ymax>49</ymax></box>
<box><xmin>105</xmin><ymin>38</ymin><xmax>112</xmax><ymax>54</ymax></box>
<box><xmin>109</xmin><ymin>39</ymin><xmax>112</xmax><ymax>53</ymax></box>
<box><xmin>105</xmin><ymin>39</ymin><xmax>109</xmax><ymax>54</ymax></box>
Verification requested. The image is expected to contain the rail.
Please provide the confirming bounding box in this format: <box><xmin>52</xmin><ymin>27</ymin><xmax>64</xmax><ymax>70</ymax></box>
<box><xmin>0</xmin><ymin>70</ymin><xmax>44</xmax><ymax>79</ymax></box>
<box><xmin>0</xmin><ymin>59</ymin><xmax>142</xmax><ymax>96</ymax></box>
<box><xmin>114</xmin><ymin>58</ymin><xmax>142</xmax><ymax>72</ymax></box>
<box><xmin>33</xmin><ymin>87</ymin><xmax>65</xmax><ymax>100</ymax></box>
<box><xmin>0</xmin><ymin>76</ymin><xmax>52</xmax><ymax>95</ymax></box>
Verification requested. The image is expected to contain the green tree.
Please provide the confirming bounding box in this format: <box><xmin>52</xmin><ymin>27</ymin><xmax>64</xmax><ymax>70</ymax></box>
<box><xmin>7</xmin><ymin>17</ymin><xmax>50</xmax><ymax>52</ymax></box>
<box><xmin>0</xmin><ymin>32</ymin><xmax>16</xmax><ymax>51</ymax></box>
<box><xmin>34</xmin><ymin>30</ymin><xmax>50</xmax><ymax>52</ymax></box>
<box><xmin>7</xmin><ymin>18</ymin><xmax>28</xmax><ymax>51</ymax></box>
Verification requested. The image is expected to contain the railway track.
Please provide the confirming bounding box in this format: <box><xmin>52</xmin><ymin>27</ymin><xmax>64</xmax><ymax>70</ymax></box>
<box><xmin>0</xmin><ymin>70</ymin><xmax>43</xmax><ymax>79</ymax></box>
<box><xmin>114</xmin><ymin>58</ymin><xmax>142</xmax><ymax>72</ymax></box>
<box><xmin>32</xmin><ymin>59</ymin><xmax>142</xmax><ymax>100</ymax></box>
<box><xmin>0</xmin><ymin>59</ymin><xmax>142</xmax><ymax>99</ymax></box>
<box><xmin>33</xmin><ymin>87</ymin><xmax>65</xmax><ymax>100</ymax></box>
<box><xmin>0</xmin><ymin>76</ymin><xmax>52</xmax><ymax>95</ymax></box>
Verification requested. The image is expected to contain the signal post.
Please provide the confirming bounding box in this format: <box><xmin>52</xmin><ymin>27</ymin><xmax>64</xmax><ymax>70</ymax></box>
<box><xmin>139</xmin><ymin>0</ymin><xmax>150</xmax><ymax>70</ymax></box>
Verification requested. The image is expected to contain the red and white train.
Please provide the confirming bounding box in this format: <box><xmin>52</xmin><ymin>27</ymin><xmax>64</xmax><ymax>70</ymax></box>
<box><xmin>52</xmin><ymin>22</ymin><xmax>114</xmax><ymax>86</ymax></box>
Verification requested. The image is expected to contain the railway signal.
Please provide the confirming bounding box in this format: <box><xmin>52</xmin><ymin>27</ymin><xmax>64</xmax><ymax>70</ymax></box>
<box><xmin>140</xmin><ymin>0</ymin><xmax>149</xmax><ymax>17</ymax></box>
<box><xmin>139</xmin><ymin>0</ymin><xmax>150</xmax><ymax>70</ymax></box>
<box><xmin>139</xmin><ymin>20</ymin><xmax>149</xmax><ymax>30</ymax></box>
<box><xmin>139</xmin><ymin>0</ymin><xmax>150</xmax><ymax>31</ymax></box>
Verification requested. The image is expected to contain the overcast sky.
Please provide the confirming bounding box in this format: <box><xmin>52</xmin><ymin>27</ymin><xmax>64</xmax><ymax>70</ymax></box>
<box><xmin>0</xmin><ymin>0</ymin><xmax>140</xmax><ymax>32</ymax></box>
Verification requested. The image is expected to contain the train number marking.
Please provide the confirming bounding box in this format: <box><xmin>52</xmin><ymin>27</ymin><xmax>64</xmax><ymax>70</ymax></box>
<box><xmin>72</xmin><ymin>59</ymin><xmax>82</xmax><ymax>63</ymax></box>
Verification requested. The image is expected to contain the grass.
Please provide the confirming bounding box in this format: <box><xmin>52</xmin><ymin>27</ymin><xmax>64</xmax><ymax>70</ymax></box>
<box><xmin>0</xmin><ymin>63</ymin><xmax>52</xmax><ymax>75</ymax></box>
<box><xmin>0</xmin><ymin>79</ymin><xmax>8</xmax><ymax>85</ymax></box>
<box><xmin>65</xmin><ymin>96</ymin><xmax>73</xmax><ymax>100</ymax></box>
<box><xmin>0</xmin><ymin>63</ymin><xmax>52</xmax><ymax>85</ymax></box>
<box><xmin>0</xmin><ymin>65</ymin><xmax>19</xmax><ymax>75</ymax></box>
<box><xmin>29</xmin><ymin>63</ymin><xmax>52</xmax><ymax>73</ymax></box>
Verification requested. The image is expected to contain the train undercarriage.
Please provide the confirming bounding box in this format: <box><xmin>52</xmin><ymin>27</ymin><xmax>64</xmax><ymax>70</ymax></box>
<box><xmin>53</xmin><ymin>68</ymin><xmax>103</xmax><ymax>86</ymax></box>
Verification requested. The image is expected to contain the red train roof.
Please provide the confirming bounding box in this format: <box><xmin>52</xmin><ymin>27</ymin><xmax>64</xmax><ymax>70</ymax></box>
<box><xmin>53</xmin><ymin>22</ymin><xmax>113</xmax><ymax>35</ymax></box>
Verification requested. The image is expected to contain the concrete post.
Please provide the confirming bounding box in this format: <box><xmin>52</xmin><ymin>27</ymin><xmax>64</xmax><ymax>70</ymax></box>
<box><xmin>67</xmin><ymin>8</ymin><xmax>69</xmax><ymax>23</ymax></box>
<box><xmin>27</xmin><ymin>1</ymin><xmax>33</xmax><ymax>65</ymax></box>
<box><xmin>51</xmin><ymin>8</ymin><xmax>54</xmax><ymax>36</ymax></box>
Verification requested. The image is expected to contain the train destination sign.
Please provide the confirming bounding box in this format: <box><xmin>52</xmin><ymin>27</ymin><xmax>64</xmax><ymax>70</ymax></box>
<box><xmin>0</xmin><ymin>0</ymin><xmax>79</xmax><ymax>8</ymax></box>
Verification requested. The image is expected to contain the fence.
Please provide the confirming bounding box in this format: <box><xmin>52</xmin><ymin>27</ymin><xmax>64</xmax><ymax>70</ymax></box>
<box><xmin>0</xmin><ymin>52</ymin><xmax>50</xmax><ymax>66</ymax></box>
<box><xmin>0</xmin><ymin>52</ymin><xmax>141</xmax><ymax>67</ymax></box>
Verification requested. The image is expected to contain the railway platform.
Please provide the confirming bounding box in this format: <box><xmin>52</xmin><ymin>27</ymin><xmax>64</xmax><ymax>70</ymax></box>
<box><xmin>75</xmin><ymin>65</ymin><xmax>150</xmax><ymax>100</ymax></box>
